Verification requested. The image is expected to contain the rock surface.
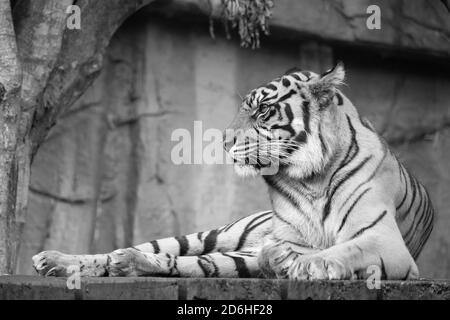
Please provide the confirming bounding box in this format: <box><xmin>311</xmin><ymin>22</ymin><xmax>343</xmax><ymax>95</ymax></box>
<box><xmin>154</xmin><ymin>0</ymin><xmax>450</xmax><ymax>57</ymax></box>
<box><xmin>271</xmin><ymin>0</ymin><xmax>450</xmax><ymax>56</ymax></box>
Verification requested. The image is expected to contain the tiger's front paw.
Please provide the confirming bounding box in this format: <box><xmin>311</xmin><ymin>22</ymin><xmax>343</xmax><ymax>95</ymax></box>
<box><xmin>107</xmin><ymin>248</ymin><xmax>164</xmax><ymax>277</ymax></box>
<box><xmin>288</xmin><ymin>255</ymin><xmax>354</xmax><ymax>280</ymax></box>
<box><xmin>32</xmin><ymin>251</ymin><xmax>74</xmax><ymax>277</ymax></box>
<box><xmin>32</xmin><ymin>251</ymin><xmax>107</xmax><ymax>277</ymax></box>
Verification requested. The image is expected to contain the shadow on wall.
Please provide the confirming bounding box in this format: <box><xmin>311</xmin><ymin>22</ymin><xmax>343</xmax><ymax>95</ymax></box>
<box><xmin>17</xmin><ymin>13</ymin><xmax>450</xmax><ymax>279</ymax></box>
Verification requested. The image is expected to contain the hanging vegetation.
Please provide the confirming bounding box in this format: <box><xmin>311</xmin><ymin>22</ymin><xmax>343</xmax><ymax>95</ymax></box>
<box><xmin>217</xmin><ymin>0</ymin><xmax>274</xmax><ymax>49</ymax></box>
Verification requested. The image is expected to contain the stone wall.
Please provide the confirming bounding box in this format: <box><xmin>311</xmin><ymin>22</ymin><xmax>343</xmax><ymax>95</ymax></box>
<box><xmin>16</xmin><ymin>10</ymin><xmax>450</xmax><ymax>279</ymax></box>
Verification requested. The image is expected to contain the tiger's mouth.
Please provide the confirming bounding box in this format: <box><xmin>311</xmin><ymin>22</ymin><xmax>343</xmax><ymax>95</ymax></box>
<box><xmin>232</xmin><ymin>156</ymin><xmax>281</xmax><ymax>177</ymax></box>
<box><xmin>226</xmin><ymin>141</ymin><xmax>283</xmax><ymax>176</ymax></box>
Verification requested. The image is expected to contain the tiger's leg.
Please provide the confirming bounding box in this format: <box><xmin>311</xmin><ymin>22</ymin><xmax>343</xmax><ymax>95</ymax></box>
<box><xmin>107</xmin><ymin>249</ymin><xmax>261</xmax><ymax>278</ymax></box>
<box><xmin>133</xmin><ymin>210</ymin><xmax>272</xmax><ymax>255</ymax></box>
<box><xmin>33</xmin><ymin>210</ymin><xmax>272</xmax><ymax>277</ymax></box>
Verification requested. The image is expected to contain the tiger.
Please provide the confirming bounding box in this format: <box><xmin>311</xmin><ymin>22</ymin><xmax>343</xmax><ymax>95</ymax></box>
<box><xmin>32</xmin><ymin>62</ymin><xmax>434</xmax><ymax>280</ymax></box>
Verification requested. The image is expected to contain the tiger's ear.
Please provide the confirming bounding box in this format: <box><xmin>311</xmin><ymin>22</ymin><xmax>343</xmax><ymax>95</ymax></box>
<box><xmin>317</xmin><ymin>61</ymin><xmax>345</xmax><ymax>87</ymax></box>
<box><xmin>310</xmin><ymin>62</ymin><xmax>345</xmax><ymax>106</ymax></box>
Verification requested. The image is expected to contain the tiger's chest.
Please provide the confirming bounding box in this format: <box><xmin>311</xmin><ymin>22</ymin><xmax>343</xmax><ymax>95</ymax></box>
<box><xmin>269</xmin><ymin>190</ymin><xmax>334</xmax><ymax>249</ymax></box>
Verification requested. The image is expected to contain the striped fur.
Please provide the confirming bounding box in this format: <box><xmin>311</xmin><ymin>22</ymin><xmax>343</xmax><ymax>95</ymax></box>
<box><xmin>33</xmin><ymin>63</ymin><xmax>434</xmax><ymax>280</ymax></box>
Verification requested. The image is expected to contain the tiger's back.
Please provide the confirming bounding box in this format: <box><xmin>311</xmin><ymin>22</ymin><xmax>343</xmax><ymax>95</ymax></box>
<box><xmin>395</xmin><ymin>160</ymin><xmax>434</xmax><ymax>259</ymax></box>
<box><xmin>339</xmin><ymin>94</ymin><xmax>434</xmax><ymax>260</ymax></box>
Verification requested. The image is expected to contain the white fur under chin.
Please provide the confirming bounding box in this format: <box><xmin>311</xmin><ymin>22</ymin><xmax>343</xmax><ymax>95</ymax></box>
<box><xmin>234</xmin><ymin>164</ymin><xmax>260</xmax><ymax>177</ymax></box>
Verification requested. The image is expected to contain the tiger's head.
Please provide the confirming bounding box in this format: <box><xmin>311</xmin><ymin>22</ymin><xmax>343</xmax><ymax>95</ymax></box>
<box><xmin>223</xmin><ymin>62</ymin><xmax>346</xmax><ymax>178</ymax></box>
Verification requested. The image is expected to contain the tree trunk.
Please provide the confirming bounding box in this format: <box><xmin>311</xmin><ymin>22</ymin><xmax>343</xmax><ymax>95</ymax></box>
<box><xmin>12</xmin><ymin>0</ymin><xmax>73</xmax><ymax>270</ymax></box>
<box><xmin>0</xmin><ymin>0</ymin><xmax>22</xmax><ymax>274</ymax></box>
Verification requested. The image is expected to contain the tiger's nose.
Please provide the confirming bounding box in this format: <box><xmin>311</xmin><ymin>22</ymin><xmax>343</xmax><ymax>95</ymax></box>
<box><xmin>223</xmin><ymin>131</ymin><xmax>236</xmax><ymax>153</ymax></box>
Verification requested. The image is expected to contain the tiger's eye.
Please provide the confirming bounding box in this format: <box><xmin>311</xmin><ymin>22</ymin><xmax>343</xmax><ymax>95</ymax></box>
<box><xmin>259</xmin><ymin>105</ymin><xmax>270</xmax><ymax>114</ymax></box>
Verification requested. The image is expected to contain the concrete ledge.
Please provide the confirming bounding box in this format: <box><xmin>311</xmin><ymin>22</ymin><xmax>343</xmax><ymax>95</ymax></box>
<box><xmin>1</xmin><ymin>276</ymin><xmax>449</xmax><ymax>300</ymax></box>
